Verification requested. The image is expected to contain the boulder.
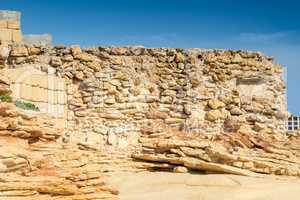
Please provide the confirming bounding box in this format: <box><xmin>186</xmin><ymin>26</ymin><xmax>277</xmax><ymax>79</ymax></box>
<box><xmin>175</xmin><ymin>52</ymin><xmax>185</xmax><ymax>63</ymax></box>
<box><xmin>205</xmin><ymin>110</ymin><xmax>223</xmax><ymax>121</ymax></box>
<box><xmin>173</xmin><ymin>166</ymin><xmax>188</xmax><ymax>173</ymax></box>
<box><xmin>10</xmin><ymin>46</ymin><xmax>28</xmax><ymax>57</ymax></box>
<box><xmin>208</xmin><ymin>99</ymin><xmax>225</xmax><ymax>110</ymax></box>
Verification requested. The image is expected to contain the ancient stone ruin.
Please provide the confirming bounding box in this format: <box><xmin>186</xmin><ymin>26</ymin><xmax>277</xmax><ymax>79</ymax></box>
<box><xmin>0</xmin><ymin>10</ymin><xmax>299</xmax><ymax>200</ymax></box>
<box><xmin>0</xmin><ymin>10</ymin><xmax>51</xmax><ymax>45</ymax></box>
<box><xmin>0</xmin><ymin>10</ymin><xmax>22</xmax><ymax>43</ymax></box>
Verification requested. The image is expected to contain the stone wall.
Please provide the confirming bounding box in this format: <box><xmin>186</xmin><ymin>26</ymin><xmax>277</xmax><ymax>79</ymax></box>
<box><xmin>0</xmin><ymin>44</ymin><xmax>288</xmax><ymax>148</ymax></box>
<box><xmin>0</xmin><ymin>11</ymin><xmax>22</xmax><ymax>43</ymax></box>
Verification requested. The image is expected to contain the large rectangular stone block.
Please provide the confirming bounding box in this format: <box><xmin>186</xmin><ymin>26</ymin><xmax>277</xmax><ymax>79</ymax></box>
<box><xmin>7</xmin><ymin>20</ymin><xmax>20</xmax><ymax>29</ymax></box>
<box><xmin>20</xmin><ymin>84</ymin><xmax>32</xmax><ymax>100</ymax></box>
<box><xmin>0</xmin><ymin>28</ymin><xmax>12</xmax><ymax>41</ymax></box>
<box><xmin>31</xmin><ymin>75</ymin><xmax>47</xmax><ymax>88</ymax></box>
<box><xmin>23</xmin><ymin>76</ymin><xmax>32</xmax><ymax>85</ymax></box>
<box><xmin>47</xmin><ymin>90</ymin><xmax>57</xmax><ymax>104</ymax></box>
<box><xmin>56</xmin><ymin>78</ymin><xmax>66</xmax><ymax>91</ymax></box>
<box><xmin>32</xmin><ymin>87</ymin><xmax>48</xmax><ymax>102</ymax></box>
<box><xmin>0</xmin><ymin>21</ymin><xmax>7</xmax><ymax>29</ymax></box>
<box><xmin>12</xmin><ymin>30</ymin><xmax>22</xmax><ymax>42</ymax></box>
<box><xmin>57</xmin><ymin>91</ymin><xmax>67</xmax><ymax>104</ymax></box>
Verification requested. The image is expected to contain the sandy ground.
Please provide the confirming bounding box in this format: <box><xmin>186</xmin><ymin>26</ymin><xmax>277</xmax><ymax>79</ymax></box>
<box><xmin>107</xmin><ymin>172</ymin><xmax>300</xmax><ymax>200</ymax></box>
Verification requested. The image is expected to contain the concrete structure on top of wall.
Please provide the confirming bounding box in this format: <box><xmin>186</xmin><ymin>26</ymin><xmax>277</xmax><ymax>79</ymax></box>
<box><xmin>0</xmin><ymin>10</ymin><xmax>22</xmax><ymax>43</ymax></box>
<box><xmin>0</xmin><ymin>10</ymin><xmax>51</xmax><ymax>45</ymax></box>
<box><xmin>23</xmin><ymin>34</ymin><xmax>52</xmax><ymax>46</ymax></box>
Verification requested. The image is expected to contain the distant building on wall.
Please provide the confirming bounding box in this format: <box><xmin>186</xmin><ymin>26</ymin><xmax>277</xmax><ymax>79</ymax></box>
<box><xmin>286</xmin><ymin>115</ymin><xmax>300</xmax><ymax>131</ymax></box>
<box><xmin>0</xmin><ymin>10</ymin><xmax>51</xmax><ymax>45</ymax></box>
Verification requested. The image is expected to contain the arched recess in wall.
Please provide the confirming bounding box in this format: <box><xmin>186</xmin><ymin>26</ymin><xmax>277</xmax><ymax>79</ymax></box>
<box><xmin>3</xmin><ymin>65</ymin><xmax>67</xmax><ymax>119</ymax></box>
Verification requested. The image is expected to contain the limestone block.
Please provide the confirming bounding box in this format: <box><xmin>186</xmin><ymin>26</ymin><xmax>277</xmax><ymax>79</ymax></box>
<box><xmin>111</xmin><ymin>56</ymin><xmax>123</xmax><ymax>65</ymax></box>
<box><xmin>47</xmin><ymin>77</ymin><xmax>56</xmax><ymax>90</ymax></box>
<box><xmin>71</xmin><ymin>45</ymin><xmax>82</xmax><ymax>56</ymax></box>
<box><xmin>28</xmin><ymin>46</ymin><xmax>41</xmax><ymax>55</ymax></box>
<box><xmin>57</xmin><ymin>104</ymin><xmax>65</xmax><ymax>117</ymax></box>
<box><xmin>31</xmin><ymin>75</ymin><xmax>41</xmax><ymax>87</ymax></box>
<box><xmin>175</xmin><ymin>52</ymin><xmax>185</xmax><ymax>63</ymax></box>
<box><xmin>230</xmin><ymin>107</ymin><xmax>243</xmax><ymax>115</ymax></box>
<box><xmin>93</xmin><ymin>125</ymin><xmax>108</xmax><ymax>135</ymax></box>
<box><xmin>74</xmin><ymin>52</ymin><xmax>94</xmax><ymax>62</ymax></box>
<box><xmin>12</xmin><ymin>29</ymin><xmax>22</xmax><ymax>42</ymax></box>
<box><xmin>35</xmin><ymin>102</ymin><xmax>47</xmax><ymax>113</ymax></box>
<box><xmin>56</xmin><ymin>78</ymin><xmax>66</xmax><ymax>91</ymax></box>
<box><xmin>54</xmin><ymin>104</ymin><xmax>64</xmax><ymax>117</ymax></box>
<box><xmin>46</xmin><ymin>103</ymin><xmax>57</xmax><ymax>116</ymax></box>
<box><xmin>74</xmin><ymin>110</ymin><xmax>88</xmax><ymax>117</ymax></box>
<box><xmin>237</xmin><ymin>83</ymin><xmax>266</xmax><ymax>98</ymax></box>
<box><xmin>0</xmin><ymin>28</ymin><xmax>12</xmax><ymax>41</ymax></box>
<box><xmin>11</xmin><ymin>83</ymin><xmax>20</xmax><ymax>98</ymax></box>
<box><xmin>47</xmin><ymin>66</ymin><xmax>56</xmax><ymax>75</ymax></box>
<box><xmin>105</xmin><ymin>97</ymin><xmax>116</xmax><ymax>104</ymax></box>
<box><xmin>48</xmin><ymin>89</ymin><xmax>57</xmax><ymax>104</ymax></box>
<box><xmin>165</xmin><ymin>118</ymin><xmax>184</xmax><ymax>124</ymax></box>
<box><xmin>47</xmin><ymin>89</ymin><xmax>56</xmax><ymax>104</ymax></box>
<box><xmin>47</xmin><ymin>77</ymin><xmax>65</xmax><ymax>91</ymax></box>
<box><xmin>57</xmin><ymin>91</ymin><xmax>66</xmax><ymax>104</ymax></box>
<box><xmin>75</xmin><ymin>71</ymin><xmax>84</xmax><ymax>80</ymax></box>
<box><xmin>6</xmin><ymin>68</ymin><xmax>25</xmax><ymax>83</ymax></box>
<box><xmin>32</xmin><ymin>87</ymin><xmax>48</xmax><ymax>102</ymax></box>
<box><xmin>51</xmin><ymin>56</ymin><xmax>62</xmax><ymax>67</ymax></box>
<box><xmin>208</xmin><ymin>99</ymin><xmax>225</xmax><ymax>110</ymax></box>
<box><xmin>20</xmin><ymin>84</ymin><xmax>31</xmax><ymax>100</ymax></box>
<box><xmin>0</xmin><ymin>20</ymin><xmax>7</xmax><ymax>29</ymax></box>
<box><xmin>7</xmin><ymin>20</ymin><xmax>20</xmax><ymax>29</ymax></box>
<box><xmin>10</xmin><ymin>45</ymin><xmax>28</xmax><ymax>57</ymax></box>
<box><xmin>30</xmin><ymin>75</ymin><xmax>46</xmax><ymax>89</ymax></box>
<box><xmin>23</xmin><ymin>76</ymin><xmax>32</xmax><ymax>85</ymax></box>
<box><xmin>0</xmin><ymin>44</ymin><xmax>10</xmax><ymax>59</ymax></box>
<box><xmin>205</xmin><ymin>110</ymin><xmax>223</xmax><ymax>121</ymax></box>
<box><xmin>173</xmin><ymin>166</ymin><xmax>188</xmax><ymax>173</ymax></box>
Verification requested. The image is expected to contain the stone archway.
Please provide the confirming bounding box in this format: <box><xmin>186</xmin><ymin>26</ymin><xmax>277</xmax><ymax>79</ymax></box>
<box><xmin>4</xmin><ymin>65</ymin><xmax>67</xmax><ymax>129</ymax></box>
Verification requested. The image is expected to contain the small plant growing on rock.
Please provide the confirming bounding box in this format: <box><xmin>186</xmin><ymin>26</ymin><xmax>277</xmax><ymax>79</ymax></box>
<box><xmin>0</xmin><ymin>94</ymin><xmax>13</xmax><ymax>102</ymax></box>
<box><xmin>15</xmin><ymin>100</ymin><xmax>40</xmax><ymax>111</ymax></box>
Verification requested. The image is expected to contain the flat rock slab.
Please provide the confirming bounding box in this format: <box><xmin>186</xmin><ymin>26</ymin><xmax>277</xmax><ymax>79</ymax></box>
<box><xmin>107</xmin><ymin>172</ymin><xmax>300</xmax><ymax>200</ymax></box>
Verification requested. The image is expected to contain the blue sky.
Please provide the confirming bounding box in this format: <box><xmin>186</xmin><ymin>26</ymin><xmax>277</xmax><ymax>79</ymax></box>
<box><xmin>2</xmin><ymin>0</ymin><xmax>300</xmax><ymax>114</ymax></box>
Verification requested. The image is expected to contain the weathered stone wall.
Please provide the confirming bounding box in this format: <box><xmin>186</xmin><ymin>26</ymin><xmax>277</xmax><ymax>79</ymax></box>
<box><xmin>0</xmin><ymin>44</ymin><xmax>288</xmax><ymax>148</ymax></box>
<box><xmin>0</xmin><ymin>10</ymin><xmax>22</xmax><ymax>43</ymax></box>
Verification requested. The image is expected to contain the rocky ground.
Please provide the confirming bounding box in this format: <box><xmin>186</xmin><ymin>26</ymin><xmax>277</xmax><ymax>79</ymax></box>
<box><xmin>107</xmin><ymin>172</ymin><xmax>300</xmax><ymax>200</ymax></box>
<box><xmin>0</xmin><ymin>88</ymin><xmax>119</xmax><ymax>199</ymax></box>
<box><xmin>132</xmin><ymin>122</ymin><xmax>300</xmax><ymax>177</ymax></box>
<box><xmin>0</xmin><ymin>73</ymin><xmax>118</xmax><ymax>199</ymax></box>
